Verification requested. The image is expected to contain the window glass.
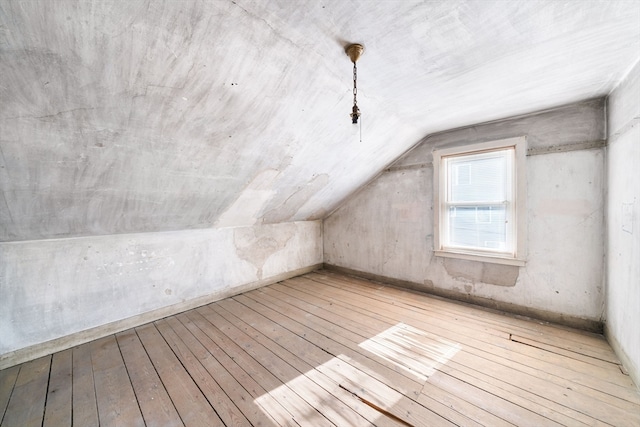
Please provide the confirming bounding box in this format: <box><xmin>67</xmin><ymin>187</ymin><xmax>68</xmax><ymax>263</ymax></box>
<box><xmin>444</xmin><ymin>149</ymin><xmax>513</xmax><ymax>254</ymax></box>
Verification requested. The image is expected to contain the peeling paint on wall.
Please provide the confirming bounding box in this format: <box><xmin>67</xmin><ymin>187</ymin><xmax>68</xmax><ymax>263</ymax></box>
<box><xmin>233</xmin><ymin>223</ymin><xmax>296</xmax><ymax>279</ymax></box>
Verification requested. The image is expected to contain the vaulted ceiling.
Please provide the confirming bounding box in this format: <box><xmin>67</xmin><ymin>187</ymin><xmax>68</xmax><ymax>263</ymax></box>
<box><xmin>1</xmin><ymin>0</ymin><xmax>639</xmax><ymax>241</ymax></box>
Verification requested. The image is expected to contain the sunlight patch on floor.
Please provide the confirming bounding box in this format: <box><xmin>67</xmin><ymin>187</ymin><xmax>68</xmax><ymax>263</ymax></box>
<box><xmin>358</xmin><ymin>322</ymin><xmax>461</xmax><ymax>379</ymax></box>
<box><xmin>253</xmin><ymin>322</ymin><xmax>461</xmax><ymax>424</ymax></box>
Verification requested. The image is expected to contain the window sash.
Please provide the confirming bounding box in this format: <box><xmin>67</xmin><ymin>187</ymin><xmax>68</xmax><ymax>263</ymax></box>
<box><xmin>444</xmin><ymin>205</ymin><xmax>510</xmax><ymax>253</ymax></box>
<box><xmin>437</xmin><ymin>144</ymin><xmax>518</xmax><ymax>258</ymax></box>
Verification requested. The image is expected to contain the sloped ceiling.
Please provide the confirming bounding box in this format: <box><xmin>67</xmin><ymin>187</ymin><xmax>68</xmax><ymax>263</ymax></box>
<box><xmin>1</xmin><ymin>0</ymin><xmax>639</xmax><ymax>241</ymax></box>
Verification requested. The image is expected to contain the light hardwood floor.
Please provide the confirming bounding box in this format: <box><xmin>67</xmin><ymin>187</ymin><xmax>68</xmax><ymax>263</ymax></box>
<box><xmin>1</xmin><ymin>270</ymin><xmax>639</xmax><ymax>426</ymax></box>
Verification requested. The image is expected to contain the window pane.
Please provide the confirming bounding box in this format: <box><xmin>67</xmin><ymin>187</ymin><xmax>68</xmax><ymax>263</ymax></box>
<box><xmin>448</xmin><ymin>153</ymin><xmax>507</xmax><ymax>202</ymax></box>
<box><xmin>448</xmin><ymin>206</ymin><xmax>507</xmax><ymax>251</ymax></box>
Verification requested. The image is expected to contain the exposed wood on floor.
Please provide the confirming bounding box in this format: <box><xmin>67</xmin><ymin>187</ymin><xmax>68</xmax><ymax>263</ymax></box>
<box><xmin>1</xmin><ymin>271</ymin><xmax>638</xmax><ymax>426</ymax></box>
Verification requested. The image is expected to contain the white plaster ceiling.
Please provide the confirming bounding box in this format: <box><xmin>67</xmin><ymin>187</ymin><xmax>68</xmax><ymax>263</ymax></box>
<box><xmin>1</xmin><ymin>0</ymin><xmax>639</xmax><ymax>241</ymax></box>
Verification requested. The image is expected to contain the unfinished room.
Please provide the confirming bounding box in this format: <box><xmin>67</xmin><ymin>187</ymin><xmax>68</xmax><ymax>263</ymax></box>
<box><xmin>1</xmin><ymin>1</ymin><xmax>639</xmax><ymax>426</ymax></box>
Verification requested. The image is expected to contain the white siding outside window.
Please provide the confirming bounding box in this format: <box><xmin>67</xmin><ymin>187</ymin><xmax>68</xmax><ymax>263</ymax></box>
<box><xmin>433</xmin><ymin>137</ymin><xmax>527</xmax><ymax>266</ymax></box>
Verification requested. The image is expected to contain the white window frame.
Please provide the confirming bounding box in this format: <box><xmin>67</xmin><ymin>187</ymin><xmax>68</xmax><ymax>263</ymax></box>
<box><xmin>433</xmin><ymin>136</ymin><xmax>527</xmax><ymax>266</ymax></box>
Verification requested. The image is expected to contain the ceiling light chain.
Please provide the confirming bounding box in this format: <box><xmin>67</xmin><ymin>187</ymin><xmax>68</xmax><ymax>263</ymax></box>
<box><xmin>345</xmin><ymin>43</ymin><xmax>364</xmax><ymax>125</ymax></box>
<box><xmin>352</xmin><ymin>60</ymin><xmax>359</xmax><ymax>124</ymax></box>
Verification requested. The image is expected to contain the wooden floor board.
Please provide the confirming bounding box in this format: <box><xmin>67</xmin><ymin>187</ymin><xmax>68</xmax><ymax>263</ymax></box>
<box><xmin>230</xmin><ymin>292</ymin><xmax>444</xmax><ymax>426</ymax></box>
<box><xmin>90</xmin><ymin>335</ymin><xmax>145</xmax><ymax>427</ymax></box>
<box><xmin>291</xmin><ymin>275</ymin><xmax>635</xmax><ymax>397</ymax></box>
<box><xmin>426</xmin><ymin>370</ymin><xmax>562</xmax><ymax>427</ymax></box>
<box><xmin>272</xmin><ymin>282</ymin><xmax>616</xmax><ymax>421</ymax></box>
<box><xmin>71</xmin><ymin>343</ymin><xmax>99</xmax><ymax>426</ymax></box>
<box><xmin>188</xmin><ymin>307</ymin><xmax>324</xmax><ymax>426</ymax></box>
<box><xmin>1</xmin><ymin>270</ymin><xmax>638</xmax><ymax>426</ymax></box>
<box><xmin>287</xmin><ymin>275</ymin><xmax>640</xmax><ymax>425</ymax></box>
<box><xmin>242</xmin><ymin>287</ymin><xmax>426</xmax><ymax>392</ymax></box>
<box><xmin>312</xmin><ymin>272</ymin><xmax>618</xmax><ymax>363</ymax></box>
<box><xmin>43</xmin><ymin>349</ymin><xmax>73</xmax><ymax>427</ymax></box>
<box><xmin>162</xmin><ymin>315</ymin><xmax>282</xmax><ymax>427</ymax></box>
<box><xmin>154</xmin><ymin>318</ymin><xmax>252</xmax><ymax>426</ymax></box>
<box><xmin>213</xmin><ymin>299</ymin><xmax>378</xmax><ymax>426</ymax></box>
<box><xmin>241</xmin><ymin>285</ymin><xmax>597</xmax><ymax>427</ymax></box>
<box><xmin>174</xmin><ymin>311</ymin><xmax>297</xmax><ymax>426</ymax></box>
<box><xmin>1</xmin><ymin>356</ymin><xmax>50</xmax><ymax>427</ymax></box>
<box><xmin>336</xmin><ymin>277</ymin><xmax>640</xmax><ymax>406</ymax></box>
<box><xmin>220</xmin><ymin>296</ymin><xmax>406</xmax><ymax>427</ymax></box>
<box><xmin>199</xmin><ymin>303</ymin><xmax>337</xmax><ymax>426</ymax></box>
<box><xmin>271</xmin><ymin>279</ymin><xmax>601</xmax><ymax>426</ymax></box>
<box><xmin>313</xmin><ymin>270</ymin><xmax>614</xmax><ymax>356</ymax></box>
<box><xmin>258</xmin><ymin>282</ymin><xmax>601</xmax><ymax>426</ymax></box>
<box><xmin>0</xmin><ymin>365</ymin><xmax>19</xmax><ymax>424</ymax></box>
<box><xmin>316</xmin><ymin>271</ymin><xmax>617</xmax><ymax>361</ymax></box>
<box><xmin>439</xmin><ymin>364</ymin><xmax>613</xmax><ymax>427</ymax></box>
<box><xmin>418</xmin><ymin>381</ymin><xmax>514</xmax><ymax>427</ymax></box>
<box><xmin>135</xmin><ymin>323</ymin><xmax>225</xmax><ymax>426</ymax></box>
<box><xmin>115</xmin><ymin>329</ymin><xmax>184</xmax><ymax>427</ymax></box>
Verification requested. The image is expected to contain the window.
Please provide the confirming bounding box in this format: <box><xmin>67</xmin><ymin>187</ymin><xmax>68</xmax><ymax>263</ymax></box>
<box><xmin>433</xmin><ymin>137</ymin><xmax>526</xmax><ymax>266</ymax></box>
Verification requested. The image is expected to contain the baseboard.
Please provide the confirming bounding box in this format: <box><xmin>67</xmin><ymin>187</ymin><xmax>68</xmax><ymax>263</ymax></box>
<box><xmin>323</xmin><ymin>264</ymin><xmax>604</xmax><ymax>334</ymax></box>
<box><xmin>605</xmin><ymin>323</ymin><xmax>640</xmax><ymax>391</ymax></box>
<box><xmin>0</xmin><ymin>263</ymin><xmax>322</xmax><ymax>370</ymax></box>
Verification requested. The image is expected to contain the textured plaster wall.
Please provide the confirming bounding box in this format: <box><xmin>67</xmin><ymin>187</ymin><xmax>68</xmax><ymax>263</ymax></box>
<box><xmin>324</xmin><ymin>100</ymin><xmax>605</xmax><ymax>326</ymax></box>
<box><xmin>0</xmin><ymin>221</ymin><xmax>322</xmax><ymax>360</ymax></box>
<box><xmin>606</xmin><ymin>59</ymin><xmax>640</xmax><ymax>386</ymax></box>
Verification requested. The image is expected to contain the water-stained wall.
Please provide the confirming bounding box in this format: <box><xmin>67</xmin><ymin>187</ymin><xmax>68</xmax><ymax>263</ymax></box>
<box><xmin>0</xmin><ymin>221</ymin><xmax>322</xmax><ymax>367</ymax></box>
<box><xmin>606</xmin><ymin>59</ymin><xmax>640</xmax><ymax>387</ymax></box>
<box><xmin>324</xmin><ymin>99</ymin><xmax>605</xmax><ymax>329</ymax></box>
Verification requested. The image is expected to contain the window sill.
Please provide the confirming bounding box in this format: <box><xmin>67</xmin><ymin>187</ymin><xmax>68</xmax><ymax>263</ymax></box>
<box><xmin>434</xmin><ymin>249</ymin><xmax>526</xmax><ymax>267</ymax></box>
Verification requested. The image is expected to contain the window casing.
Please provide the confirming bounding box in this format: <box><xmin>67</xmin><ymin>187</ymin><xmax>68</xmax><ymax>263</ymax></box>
<box><xmin>433</xmin><ymin>137</ymin><xmax>526</xmax><ymax>266</ymax></box>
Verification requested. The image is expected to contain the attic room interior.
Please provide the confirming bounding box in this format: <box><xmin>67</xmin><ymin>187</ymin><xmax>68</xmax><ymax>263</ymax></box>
<box><xmin>1</xmin><ymin>0</ymin><xmax>640</xmax><ymax>425</ymax></box>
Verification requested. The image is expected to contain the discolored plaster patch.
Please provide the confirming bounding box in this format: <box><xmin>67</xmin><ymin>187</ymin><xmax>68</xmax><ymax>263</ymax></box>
<box><xmin>443</xmin><ymin>258</ymin><xmax>519</xmax><ymax>287</ymax></box>
<box><xmin>442</xmin><ymin>258</ymin><xmax>482</xmax><ymax>283</ymax></box>
<box><xmin>233</xmin><ymin>224</ymin><xmax>296</xmax><ymax>279</ymax></box>
<box><xmin>481</xmin><ymin>262</ymin><xmax>520</xmax><ymax>286</ymax></box>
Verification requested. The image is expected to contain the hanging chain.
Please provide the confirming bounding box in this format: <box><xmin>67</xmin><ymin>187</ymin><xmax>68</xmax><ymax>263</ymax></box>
<box><xmin>352</xmin><ymin>62</ymin><xmax>358</xmax><ymax>107</ymax></box>
<box><xmin>346</xmin><ymin>43</ymin><xmax>363</xmax><ymax>130</ymax></box>
<box><xmin>351</xmin><ymin>61</ymin><xmax>360</xmax><ymax>124</ymax></box>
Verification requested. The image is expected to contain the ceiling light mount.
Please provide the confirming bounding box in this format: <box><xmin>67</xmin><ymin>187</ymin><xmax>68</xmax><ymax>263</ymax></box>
<box><xmin>345</xmin><ymin>43</ymin><xmax>364</xmax><ymax>125</ymax></box>
<box><xmin>345</xmin><ymin>43</ymin><xmax>364</xmax><ymax>63</ymax></box>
